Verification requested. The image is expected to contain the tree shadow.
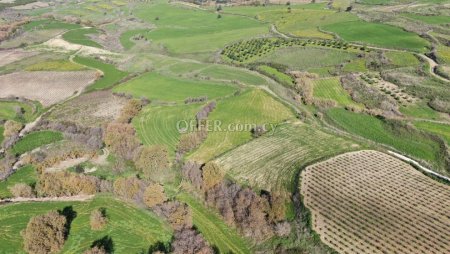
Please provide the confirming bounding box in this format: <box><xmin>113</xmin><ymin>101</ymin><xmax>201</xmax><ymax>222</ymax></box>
<box><xmin>147</xmin><ymin>241</ymin><xmax>170</xmax><ymax>254</ymax></box>
<box><xmin>91</xmin><ymin>235</ymin><xmax>114</xmax><ymax>253</ymax></box>
<box><xmin>58</xmin><ymin>206</ymin><xmax>77</xmax><ymax>238</ymax></box>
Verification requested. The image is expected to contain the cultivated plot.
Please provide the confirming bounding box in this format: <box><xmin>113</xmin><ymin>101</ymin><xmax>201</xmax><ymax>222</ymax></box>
<box><xmin>301</xmin><ymin>150</ymin><xmax>450</xmax><ymax>254</ymax></box>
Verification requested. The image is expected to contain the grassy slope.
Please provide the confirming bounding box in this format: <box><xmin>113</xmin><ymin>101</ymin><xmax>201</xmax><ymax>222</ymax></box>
<box><xmin>73</xmin><ymin>56</ymin><xmax>128</xmax><ymax>91</ymax></box>
<box><xmin>190</xmin><ymin>89</ymin><xmax>295</xmax><ymax>162</ymax></box>
<box><xmin>119</xmin><ymin>29</ymin><xmax>151</xmax><ymax>50</ymax></box>
<box><xmin>343</xmin><ymin>58</ymin><xmax>367</xmax><ymax>73</ymax></box>
<box><xmin>0</xmin><ymin>195</ymin><xmax>172</xmax><ymax>254</ymax></box>
<box><xmin>134</xmin><ymin>2</ymin><xmax>268</xmax><ymax>54</ymax></box>
<box><xmin>62</xmin><ymin>28</ymin><xmax>102</xmax><ymax>48</ymax></box>
<box><xmin>414</xmin><ymin>121</ymin><xmax>450</xmax><ymax>144</ymax></box>
<box><xmin>257</xmin><ymin>65</ymin><xmax>294</xmax><ymax>87</ymax></box>
<box><xmin>0</xmin><ymin>125</ymin><xmax>3</xmax><ymax>144</ymax></box>
<box><xmin>178</xmin><ymin>193</ymin><xmax>251</xmax><ymax>254</ymax></box>
<box><xmin>402</xmin><ymin>13</ymin><xmax>450</xmax><ymax>25</ymax></box>
<box><xmin>256</xmin><ymin>47</ymin><xmax>357</xmax><ymax>70</ymax></box>
<box><xmin>385</xmin><ymin>51</ymin><xmax>420</xmax><ymax>67</ymax></box>
<box><xmin>11</xmin><ymin>131</ymin><xmax>63</xmax><ymax>155</ymax></box>
<box><xmin>323</xmin><ymin>21</ymin><xmax>429</xmax><ymax>52</ymax></box>
<box><xmin>215</xmin><ymin>122</ymin><xmax>358</xmax><ymax>192</ymax></box>
<box><xmin>313</xmin><ymin>78</ymin><xmax>360</xmax><ymax>107</ymax></box>
<box><xmin>199</xmin><ymin>65</ymin><xmax>269</xmax><ymax>87</ymax></box>
<box><xmin>326</xmin><ymin>108</ymin><xmax>443</xmax><ymax>168</ymax></box>
<box><xmin>113</xmin><ymin>72</ymin><xmax>237</xmax><ymax>102</ymax></box>
<box><xmin>0</xmin><ymin>165</ymin><xmax>37</xmax><ymax>199</ymax></box>
<box><xmin>133</xmin><ymin>104</ymin><xmax>201</xmax><ymax>156</ymax></box>
<box><xmin>0</xmin><ymin>101</ymin><xmax>41</xmax><ymax>123</ymax></box>
<box><xmin>23</xmin><ymin>19</ymin><xmax>80</xmax><ymax>31</ymax></box>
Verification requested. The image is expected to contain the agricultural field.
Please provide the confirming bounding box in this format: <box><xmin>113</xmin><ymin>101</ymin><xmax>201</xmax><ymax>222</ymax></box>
<box><xmin>113</xmin><ymin>72</ymin><xmax>237</xmax><ymax>103</ymax></box>
<box><xmin>414</xmin><ymin>121</ymin><xmax>450</xmax><ymax>144</ymax></box>
<box><xmin>385</xmin><ymin>51</ymin><xmax>420</xmax><ymax>67</ymax></box>
<box><xmin>0</xmin><ymin>165</ymin><xmax>37</xmax><ymax>198</ymax></box>
<box><xmin>11</xmin><ymin>131</ymin><xmax>63</xmax><ymax>155</ymax></box>
<box><xmin>62</xmin><ymin>28</ymin><xmax>102</xmax><ymax>48</ymax></box>
<box><xmin>190</xmin><ymin>89</ymin><xmax>295</xmax><ymax>162</ymax></box>
<box><xmin>312</xmin><ymin>78</ymin><xmax>360</xmax><ymax>107</ymax></box>
<box><xmin>257</xmin><ymin>65</ymin><xmax>294</xmax><ymax>87</ymax></box>
<box><xmin>301</xmin><ymin>150</ymin><xmax>450</xmax><ymax>254</ymax></box>
<box><xmin>0</xmin><ymin>71</ymin><xmax>97</xmax><ymax>107</ymax></box>
<box><xmin>133</xmin><ymin>104</ymin><xmax>201</xmax><ymax>156</ymax></box>
<box><xmin>401</xmin><ymin>13</ymin><xmax>450</xmax><ymax>25</ymax></box>
<box><xmin>215</xmin><ymin>122</ymin><xmax>358</xmax><ymax>193</ymax></box>
<box><xmin>0</xmin><ymin>195</ymin><xmax>172</xmax><ymax>254</ymax></box>
<box><xmin>0</xmin><ymin>100</ymin><xmax>41</xmax><ymax>123</ymax></box>
<box><xmin>25</xmin><ymin>59</ymin><xmax>86</xmax><ymax>71</ymax></box>
<box><xmin>0</xmin><ymin>49</ymin><xmax>38</xmax><ymax>68</ymax></box>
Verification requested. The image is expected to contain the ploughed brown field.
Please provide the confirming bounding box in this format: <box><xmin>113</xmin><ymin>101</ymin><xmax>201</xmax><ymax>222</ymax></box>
<box><xmin>301</xmin><ymin>150</ymin><xmax>450</xmax><ymax>254</ymax></box>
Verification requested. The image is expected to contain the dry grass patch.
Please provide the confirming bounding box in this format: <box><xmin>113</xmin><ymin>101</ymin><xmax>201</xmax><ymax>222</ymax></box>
<box><xmin>0</xmin><ymin>71</ymin><xmax>97</xmax><ymax>107</ymax></box>
<box><xmin>0</xmin><ymin>49</ymin><xmax>38</xmax><ymax>67</ymax></box>
<box><xmin>301</xmin><ymin>150</ymin><xmax>450</xmax><ymax>254</ymax></box>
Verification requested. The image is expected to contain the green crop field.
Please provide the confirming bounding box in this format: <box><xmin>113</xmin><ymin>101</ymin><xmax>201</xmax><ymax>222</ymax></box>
<box><xmin>0</xmin><ymin>195</ymin><xmax>172</xmax><ymax>254</ymax></box>
<box><xmin>436</xmin><ymin>45</ymin><xmax>450</xmax><ymax>64</ymax></box>
<box><xmin>73</xmin><ymin>56</ymin><xmax>128</xmax><ymax>91</ymax></box>
<box><xmin>385</xmin><ymin>51</ymin><xmax>420</xmax><ymax>67</ymax></box>
<box><xmin>25</xmin><ymin>59</ymin><xmax>86</xmax><ymax>71</ymax></box>
<box><xmin>119</xmin><ymin>29</ymin><xmax>152</xmax><ymax>50</ymax></box>
<box><xmin>313</xmin><ymin>78</ymin><xmax>360</xmax><ymax>107</ymax></box>
<box><xmin>326</xmin><ymin>108</ymin><xmax>444</xmax><ymax>170</ymax></box>
<box><xmin>198</xmin><ymin>65</ymin><xmax>270</xmax><ymax>87</ymax></box>
<box><xmin>23</xmin><ymin>19</ymin><xmax>80</xmax><ymax>31</ymax></box>
<box><xmin>11</xmin><ymin>131</ymin><xmax>63</xmax><ymax>155</ymax></box>
<box><xmin>178</xmin><ymin>193</ymin><xmax>251</xmax><ymax>254</ymax></box>
<box><xmin>257</xmin><ymin>65</ymin><xmax>294</xmax><ymax>87</ymax></box>
<box><xmin>0</xmin><ymin>165</ymin><xmax>37</xmax><ymax>199</ymax></box>
<box><xmin>190</xmin><ymin>89</ymin><xmax>295</xmax><ymax>162</ymax></box>
<box><xmin>323</xmin><ymin>21</ymin><xmax>429</xmax><ymax>52</ymax></box>
<box><xmin>414</xmin><ymin>121</ymin><xmax>450</xmax><ymax>144</ymax></box>
<box><xmin>62</xmin><ymin>28</ymin><xmax>102</xmax><ymax>48</ymax></box>
<box><xmin>256</xmin><ymin>47</ymin><xmax>357</xmax><ymax>70</ymax></box>
<box><xmin>133</xmin><ymin>104</ymin><xmax>201</xmax><ymax>156</ymax></box>
<box><xmin>133</xmin><ymin>2</ymin><xmax>268</xmax><ymax>54</ymax></box>
<box><xmin>215</xmin><ymin>122</ymin><xmax>358</xmax><ymax>192</ymax></box>
<box><xmin>400</xmin><ymin>103</ymin><xmax>441</xmax><ymax>120</ymax></box>
<box><xmin>0</xmin><ymin>101</ymin><xmax>41</xmax><ymax>123</ymax></box>
<box><xmin>402</xmin><ymin>14</ymin><xmax>450</xmax><ymax>25</ymax></box>
<box><xmin>342</xmin><ymin>58</ymin><xmax>367</xmax><ymax>73</ymax></box>
<box><xmin>114</xmin><ymin>72</ymin><xmax>237</xmax><ymax>103</ymax></box>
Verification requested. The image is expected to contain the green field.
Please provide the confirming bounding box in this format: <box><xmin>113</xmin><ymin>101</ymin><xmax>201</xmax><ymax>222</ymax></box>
<box><xmin>73</xmin><ymin>56</ymin><xmax>128</xmax><ymax>91</ymax></box>
<box><xmin>0</xmin><ymin>165</ymin><xmax>37</xmax><ymax>199</ymax></box>
<box><xmin>326</xmin><ymin>108</ymin><xmax>444</xmax><ymax>169</ymax></box>
<box><xmin>11</xmin><ymin>131</ymin><xmax>63</xmax><ymax>155</ymax></box>
<box><xmin>0</xmin><ymin>125</ymin><xmax>4</xmax><ymax>144</ymax></box>
<box><xmin>256</xmin><ymin>47</ymin><xmax>357</xmax><ymax>70</ymax></box>
<box><xmin>178</xmin><ymin>193</ymin><xmax>251</xmax><ymax>254</ymax></box>
<box><xmin>114</xmin><ymin>72</ymin><xmax>237</xmax><ymax>103</ymax></box>
<box><xmin>62</xmin><ymin>28</ymin><xmax>102</xmax><ymax>48</ymax></box>
<box><xmin>119</xmin><ymin>29</ymin><xmax>152</xmax><ymax>50</ymax></box>
<box><xmin>323</xmin><ymin>21</ymin><xmax>429</xmax><ymax>52</ymax></box>
<box><xmin>215</xmin><ymin>122</ymin><xmax>358</xmax><ymax>192</ymax></box>
<box><xmin>133</xmin><ymin>2</ymin><xmax>268</xmax><ymax>54</ymax></box>
<box><xmin>0</xmin><ymin>195</ymin><xmax>172</xmax><ymax>254</ymax></box>
<box><xmin>25</xmin><ymin>59</ymin><xmax>86</xmax><ymax>71</ymax></box>
<box><xmin>414</xmin><ymin>121</ymin><xmax>450</xmax><ymax>144</ymax></box>
<box><xmin>313</xmin><ymin>78</ymin><xmax>360</xmax><ymax>107</ymax></box>
<box><xmin>385</xmin><ymin>51</ymin><xmax>420</xmax><ymax>67</ymax></box>
<box><xmin>402</xmin><ymin>14</ymin><xmax>450</xmax><ymax>25</ymax></box>
<box><xmin>0</xmin><ymin>101</ymin><xmax>41</xmax><ymax>123</ymax></box>
<box><xmin>23</xmin><ymin>19</ymin><xmax>80</xmax><ymax>31</ymax></box>
<box><xmin>400</xmin><ymin>103</ymin><xmax>441</xmax><ymax>120</ymax></box>
<box><xmin>190</xmin><ymin>89</ymin><xmax>294</xmax><ymax>162</ymax></box>
<box><xmin>342</xmin><ymin>58</ymin><xmax>367</xmax><ymax>73</ymax></box>
<box><xmin>133</xmin><ymin>104</ymin><xmax>201</xmax><ymax>156</ymax></box>
<box><xmin>436</xmin><ymin>45</ymin><xmax>450</xmax><ymax>64</ymax></box>
<box><xmin>257</xmin><ymin>65</ymin><xmax>294</xmax><ymax>87</ymax></box>
<box><xmin>198</xmin><ymin>65</ymin><xmax>270</xmax><ymax>87</ymax></box>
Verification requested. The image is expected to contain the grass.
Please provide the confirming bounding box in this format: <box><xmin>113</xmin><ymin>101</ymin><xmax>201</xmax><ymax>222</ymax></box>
<box><xmin>0</xmin><ymin>101</ymin><xmax>41</xmax><ymax>123</ymax></box>
<box><xmin>11</xmin><ymin>131</ymin><xmax>63</xmax><ymax>155</ymax></box>
<box><xmin>0</xmin><ymin>195</ymin><xmax>172</xmax><ymax>254</ymax></box>
<box><xmin>190</xmin><ymin>89</ymin><xmax>295</xmax><ymax>162</ymax></box>
<box><xmin>62</xmin><ymin>28</ymin><xmax>102</xmax><ymax>48</ymax></box>
<box><xmin>113</xmin><ymin>72</ymin><xmax>237</xmax><ymax>103</ymax></box>
<box><xmin>342</xmin><ymin>58</ymin><xmax>367</xmax><ymax>73</ymax></box>
<box><xmin>73</xmin><ymin>56</ymin><xmax>128</xmax><ymax>91</ymax></box>
<box><xmin>257</xmin><ymin>65</ymin><xmax>294</xmax><ymax>87</ymax></box>
<box><xmin>198</xmin><ymin>65</ymin><xmax>270</xmax><ymax>87</ymax></box>
<box><xmin>178</xmin><ymin>193</ymin><xmax>251</xmax><ymax>254</ymax></box>
<box><xmin>414</xmin><ymin>121</ymin><xmax>450</xmax><ymax>144</ymax></box>
<box><xmin>323</xmin><ymin>21</ymin><xmax>429</xmax><ymax>52</ymax></box>
<box><xmin>256</xmin><ymin>47</ymin><xmax>357</xmax><ymax>70</ymax></box>
<box><xmin>25</xmin><ymin>59</ymin><xmax>86</xmax><ymax>71</ymax></box>
<box><xmin>23</xmin><ymin>19</ymin><xmax>80</xmax><ymax>31</ymax></box>
<box><xmin>400</xmin><ymin>103</ymin><xmax>441</xmax><ymax>120</ymax></box>
<box><xmin>0</xmin><ymin>165</ymin><xmax>37</xmax><ymax>199</ymax></box>
<box><xmin>133</xmin><ymin>2</ymin><xmax>268</xmax><ymax>54</ymax></box>
<box><xmin>385</xmin><ymin>51</ymin><xmax>420</xmax><ymax>67</ymax></box>
<box><xmin>215</xmin><ymin>122</ymin><xmax>358</xmax><ymax>192</ymax></box>
<box><xmin>119</xmin><ymin>29</ymin><xmax>151</xmax><ymax>50</ymax></box>
<box><xmin>133</xmin><ymin>104</ymin><xmax>201</xmax><ymax>156</ymax></box>
<box><xmin>313</xmin><ymin>78</ymin><xmax>360</xmax><ymax>107</ymax></box>
<box><xmin>402</xmin><ymin>13</ymin><xmax>450</xmax><ymax>25</ymax></box>
<box><xmin>436</xmin><ymin>45</ymin><xmax>450</xmax><ymax>64</ymax></box>
<box><xmin>0</xmin><ymin>125</ymin><xmax>3</xmax><ymax>144</ymax></box>
<box><xmin>326</xmin><ymin>108</ymin><xmax>444</xmax><ymax>169</ymax></box>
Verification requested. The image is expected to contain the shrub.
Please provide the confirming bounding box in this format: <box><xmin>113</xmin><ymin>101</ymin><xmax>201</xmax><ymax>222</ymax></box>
<box><xmin>202</xmin><ymin>162</ymin><xmax>224</xmax><ymax>191</ymax></box>
<box><xmin>171</xmin><ymin>228</ymin><xmax>214</xmax><ymax>254</ymax></box>
<box><xmin>22</xmin><ymin>211</ymin><xmax>67</xmax><ymax>254</ymax></box>
<box><xmin>36</xmin><ymin>172</ymin><xmax>99</xmax><ymax>197</ymax></box>
<box><xmin>104</xmin><ymin>123</ymin><xmax>141</xmax><ymax>160</ymax></box>
<box><xmin>153</xmin><ymin>201</ymin><xmax>192</xmax><ymax>230</ymax></box>
<box><xmin>117</xmin><ymin>99</ymin><xmax>143</xmax><ymax>123</ymax></box>
<box><xmin>143</xmin><ymin>183</ymin><xmax>167</xmax><ymax>208</ymax></box>
<box><xmin>83</xmin><ymin>246</ymin><xmax>107</xmax><ymax>254</ymax></box>
<box><xmin>90</xmin><ymin>209</ymin><xmax>108</xmax><ymax>230</ymax></box>
<box><xmin>113</xmin><ymin>176</ymin><xmax>146</xmax><ymax>201</ymax></box>
<box><xmin>8</xmin><ymin>183</ymin><xmax>35</xmax><ymax>198</ymax></box>
<box><xmin>134</xmin><ymin>145</ymin><xmax>170</xmax><ymax>181</ymax></box>
<box><xmin>3</xmin><ymin>120</ymin><xmax>22</xmax><ymax>137</ymax></box>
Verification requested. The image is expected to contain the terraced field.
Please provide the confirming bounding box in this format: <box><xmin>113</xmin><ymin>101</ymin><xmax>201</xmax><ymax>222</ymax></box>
<box><xmin>133</xmin><ymin>104</ymin><xmax>201</xmax><ymax>156</ymax></box>
<box><xmin>215</xmin><ymin>122</ymin><xmax>358</xmax><ymax>192</ymax></box>
<box><xmin>0</xmin><ymin>100</ymin><xmax>41</xmax><ymax>123</ymax></box>
<box><xmin>313</xmin><ymin>78</ymin><xmax>360</xmax><ymax>107</ymax></box>
<box><xmin>178</xmin><ymin>193</ymin><xmax>251</xmax><ymax>254</ymax></box>
<box><xmin>414</xmin><ymin>121</ymin><xmax>450</xmax><ymax>144</ymax></box>
<box><xmin>301</xmin><ymin>150</ymin><xmax>450</xmax><ymax>254</ymax></box>
<box><xmin>190</xmin><ymin>89</ymin><xmax>295</xmax><ymax>162</ymax></box>
<box><xmin>11</xmin><ymin>131</ymin><xmax>63</xmax><ymax>155</ymax></box>
<box><xmin>0</xmin><ymin>195</ymin><xmax>172</xmax><ymax>254</ymax></box>
<box><xmin>114</xmin><ymin>72</ymin><xmax>237</xmax><ymax>103</ymax></box>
